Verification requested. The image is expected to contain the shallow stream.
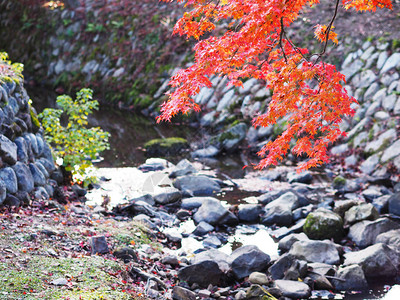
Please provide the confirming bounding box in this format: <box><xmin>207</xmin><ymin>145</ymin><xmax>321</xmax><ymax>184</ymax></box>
<box><xmin>29</xmin><ymin>86</ymin><xmax>399</xmax><ymax>300</ymax></box>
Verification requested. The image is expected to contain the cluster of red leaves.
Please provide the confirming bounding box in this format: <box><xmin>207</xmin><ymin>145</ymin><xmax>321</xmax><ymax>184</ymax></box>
<box><xmin>158</xmin><ymin>0</ymin><xmax>392</xmax><ymax>171</ymax></box>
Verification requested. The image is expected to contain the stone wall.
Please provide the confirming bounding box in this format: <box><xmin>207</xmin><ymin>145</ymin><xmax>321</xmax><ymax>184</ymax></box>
<box><xmin>0</xmin><ymin>78</ymin><xmax>56</xmax><ymax>206</ymax></box>
<box><xmin>0</xmin><ymin>0</ymin><xmax>188</xmax><ymax>108</ymax></box>
<box><xmin>334</xmin><ymin>41</ymin><xmax>400</xmax><ymax>177</ymax></box>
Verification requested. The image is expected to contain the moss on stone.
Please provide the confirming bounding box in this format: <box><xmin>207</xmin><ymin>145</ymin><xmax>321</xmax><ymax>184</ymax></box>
<box><xmin>303</xmin><ymin>209</ymin><xmax>344</xmax><ymax>241</ymax></box>
<box><xmin>29</xmin><ymin>105</ymin><xmax>41</xmax><ymax>132</ymax></box>
<box><xmin>333</xmin><ymin>176</ymin><xmax>346</xmax><ymax>189</ymax></box>
<box><xmin>135</xmin><ymin>95</ymin><xmax>155</xmax><ymax>108</ymax></box>
<box><xmin>392</xmin><ymin>38</ymin><xmax>400</xmax><ymax>50</ymax></box>
<box><xmin>144</xmin><ymin>137</ymin><xmax>188</xmax><ymax>157</ymax></box>
<box><xmin>218</xmin><ymin>131</ymin><xmax>239</xmax><ymax>142</ymax></box>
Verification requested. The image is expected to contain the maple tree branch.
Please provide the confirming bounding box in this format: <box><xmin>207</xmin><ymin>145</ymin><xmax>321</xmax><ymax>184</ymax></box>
<box><xmin>205</xmin><ymin>0</ymin><xmax>220</xmax><ymax>21</ymax></box>
<box><xmin>279</xmin><ymin>17</ymin><xmax>288</xmax><ymax>63</ymax></box>
<box><xmin>283</xmin><ymin>32</ymin><xmax>309</xmax><ymax>62</ymax></box>
<box><xmin>321</xmin><ymin>0</ymin><xmax>340</xmax><ymax>55</ymax></box>
<box><xmin>228</xmin><ymin>47</ymin><xmax>240</xmax><ymax>65</ymax></box>
<box><xmin>311</xmin><ymin>0</ymin><xmax>340</xmax><ymax>64</ymax></box>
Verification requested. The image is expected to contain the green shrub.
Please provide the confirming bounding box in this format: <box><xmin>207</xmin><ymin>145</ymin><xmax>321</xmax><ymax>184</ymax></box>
<box><xmin>39</xmin><ymin>88</ymin><xmax>110</xmax><ymax>184</ymax></box>
<box><xmin>0</xmin><ymin>52</ymin><xmax>24</xmax><ymax>84</ymax></box>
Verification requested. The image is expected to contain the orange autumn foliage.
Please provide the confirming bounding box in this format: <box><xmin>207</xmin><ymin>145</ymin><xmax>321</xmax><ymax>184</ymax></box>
<box><xmin>158</xmin><ymin>0</ymin><xmax>393</xmax><ymax>171</ymax></box>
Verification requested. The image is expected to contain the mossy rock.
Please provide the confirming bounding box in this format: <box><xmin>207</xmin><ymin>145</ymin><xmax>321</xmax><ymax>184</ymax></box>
<box><xmin>144</xmin><ymin>137</ymin><xmax>188</xmax><ymax>157</ymax></box>
<box><xmin>332</xmin><ymin>176</ymin><xmax>347</xmax><ymax>190</ymax></box>
<box><xmin>303</xmin><ymin>208</ymin><xmax>344</xmax><ymax>241</ymax></box>
<box><xmin>29</xmin><ymin>105</ymin><xmax>41</xmax><ymax>133</ymax></box>
<box><xmin>218</xmin><ymin>131</ymin><xmax>239</xmax><ymax>142</ymax></box>
<box><xmin>216</xmin><ymin>122</ymin><xmax>247</xmax><ymax>152</ymax></box>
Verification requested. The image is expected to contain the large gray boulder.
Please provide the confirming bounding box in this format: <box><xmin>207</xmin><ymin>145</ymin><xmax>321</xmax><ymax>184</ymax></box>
<box><xmin>333</xmin><ymin>199</ymin><xmax>361</xmax><ymax>217</ymax></box>
<box><xmin>193</xmin><ymin>221</ymin><xmax>214</xmax><ymax>236</ymax></box>
<box><xmin>181</xmin><ymin>197</ymin><xmax>217</xmax><ymax>210</ymax></box>
<box><xmin>0</xmin><ymin>134</ymin><xmax>17</xmax><ymax>165</ymax></box>
<box><xmin>35</xmin><ymin>133</ymin><xmax>44</xmax><ymax>156</ymax></box>
<box><xmin>228</xmin><ymin>245</ymin><xmax>270</xmax><ymax>279</ymax></box>
<box><xmin>191</xmin><ymin>146</ymin><xmax>219</xmax><ymax>158</ymax></box>
<box><xmin>35</xmin><ymin>162</ymin><xmax>49</xmax><ymax>178</ymax></box>
<box><xmin>173</xmin><ymin>175</ymin><xmax>220</xmax><ymax>196</ymax></box>
<box><xmin>376</xmin><ymin>229</ymin><xmax>400</xmax><ymax>252</ymax></box>
<box><xmin>359</xmin><ymin>154</ymin><xmax>380</xmax><ymax>175</ymax></box>
<box><xmin>25</xmin><ymin>133</ymin><xmax>39</xmax><ymax>155</ymax></box>
<box><xmin>248</xmin><ymin>272</ymin><xmax>270</xmax><ymax>285</ymax></box>
<box><xmin>138</xmin><ymin>157</ymin><xmax>170</xmax><ymax>172</ymax></box>
<box><xmin>274</xmin><ymin>280</ymin><xmax>311</xmax><ymax>299</ymax></box>
<box><xmin>172</xmin><ymin>286</ymin><xmax>196</xmax><ymax>300</ymax></box>
<box><xmin>332</xmin><ymin>265</ymin><xmax>369</xmax><ymax>291</ymax></box>
<box><xmin>237</xmin><ymin>204</ymin><xmax>262</xmax><ymax>223</ymax></box>
<box><xmin>178</xmin><ymin>260</ymin><xmax>224</xmax><ymax>287</ymax></box>
<box><xmin>261</xmin><ymin>192</ymin><xmax>301</xmax><ymax>226</ymax></box>
<box><xmin>381</xmin><ymin>139</ymin><xmax>400</xmax><ymax>163</ymax></box>
<box><xmin>365</xmin><ymin>129</ymin><xmax>396</xmax><ymax>153</ymax></box>
<box><xmin>191</xmin><ymin>249</ymin><xmax>230</xmax><ymax>272</ymax></box>
<box><xmin>303</xmin><ymin>208</ymin><xmax>344</xmax><ymax>241</ymax></box>
<box><xmin>14</xmin><ymin>136</ymin><xmax>28</xmax><ymax>162</ymax></box>
<box><xmin>362</xmin><ymin>187</ymin><xmax>382</xmax><ymax>202</ymax></box>
<box><xmin>193</xmin><ymin>198</ymin><xmax>229</xmax><ymax>225</ymax></box>
<box><xmin>218</xmin><ymin>123</ymin><xmax>247</xmax><ymax>152</ymax></box>
<box><xmin>0</xmin><ymin>167</ymin><xmax>18</xmax><ymax>194</ymax></box>
<box><xmin>344</xmin><ymin>243</ymin><xmax>399</xmax><ymax>278</ymax></box>
<box><xmin>163</xmin><ymin>228</ymin><xmax>182</xmax><ymax>243</ymax></box>
<box><xmin>380</xmin><ymin>53</ymin><xmax>400</xmax><ymax>74</ymax></box>
<box><xmin>261</xmin><ymin>204</ymin><xmax>292</xmax><ymax>226</ymax></box>
<box><xmin>169</xmin><ymin>159</ymin><xmax>197</xmax><ymax>178</ymax></box>
<box><xmin>12</xmin><ymin>162</ymin><xmax>34</xmax><ymax>193</ymax></box>
<box><xmin>344</xmin><ymin>203</ymin><xmax>379</xmax><ymax>225</ymax></box>
<box><xmin>153</xmin><ymin>187</ymin><xmax>181</xmax><ymax>204</ymax></box>
<box><xmin>38</xmin><ymin>157</ymin><xmax>56</xmax><ymax>173</ymax></box>
<box><xmin>29</xmin><ymin>163</ymin><xmax>46</xmax><ymax>186</ymax></box>
<box><xmin>258</xmin><ymin>190</ymin><xmax>286</xmax><ymax>205</ymax></box>
<box><xmin>266</xmin><ymin>192</ymin><xmax>300</xmax><ymax>211</ymax></box>
<box><xmin>287</xmin><ymin>171</ymin><xmax>312</xmax><ymax>184</ymax></box>
<box><xmin>116</xmin><ymin>200</ymin><xmax>157</xmax><ymax>217</ymax></box>
<box><xmin>388</xmin><ymin>192</ymin><xmax>400</xmax><ymax>216</ymax></box>
<box><xmin>269</xmin><ymin>254</ymin><xmax>296</xmax><ymax>280</ymax></box>
<box><xmin>278</xmin><ymin>233</ymin><xmax>309</xmax><ymax>253</ymax></box>
<box><xmin>348</xmin><ymin>218</ymin><xmax>400</xmax><ymax>248</ymax></box>
<box><xmin>372</xmin><ymin>195</ymin><xmax>390</xmax><ymax>213</ymax></box>
<box><xmin>289</xmin><ymin>240</ymin><xmax>340</xmax><ymax>265</ymax></box>
<box><xmin>307</xmin><ymin>262</ymin><xmax>335</xmax><ymax>276</ymax></box>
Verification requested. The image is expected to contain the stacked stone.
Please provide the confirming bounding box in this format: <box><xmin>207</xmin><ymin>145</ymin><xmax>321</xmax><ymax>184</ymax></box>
<box><xmin>0</xmin><ymin>79</ymin><xmax>56</xmax><ymax>206</ymax></box>
<box><xmin>336</xmin><ymin>41</ymin><xmax>400</xmax><ymax>175</ymax></box>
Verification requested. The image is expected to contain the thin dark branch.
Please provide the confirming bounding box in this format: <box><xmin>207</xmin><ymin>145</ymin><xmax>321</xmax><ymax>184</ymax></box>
<box><xmin>234</xmin><ymin>20</ymin><xmax>245</xmax><ymax>32</ymax></box>
<box><xmin>279</xmin><ymin>17</ymin><xmax>288</xmax><ymax>63</ymax></box>
<box><xmin>228</xmin><ymin>47</ymin><xmax>240</xmax><ymax>65</ymax></box>
<box><xmin>207</xmin><ymin>0</ymin><xmax>220</xmax><ymax>20</ymax></box>
<box><xmin>321</xmin><ymin>0</ymin><xmax>340</xmax><ymax>55</ymax></box>
<box><xmin>310</xmin><ymin>0</ymin><xmax>340</xmax><ymax>64</ymax></box>
<box><xmin>283</xmin><ymin>31</ymin><xmax>309</xmax><ymax>62</ymax></box>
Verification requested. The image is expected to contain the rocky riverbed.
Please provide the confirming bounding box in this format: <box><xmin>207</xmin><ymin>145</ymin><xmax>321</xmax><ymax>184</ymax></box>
<box><xmin>79</xmin><ymin>156</ymin><xmax>400</xmax><ymax>299</ymax></box>
<box><xmin>1</xmin><ymin>7</ymin><xmax>400</xmax><ymax>298</ymax></box>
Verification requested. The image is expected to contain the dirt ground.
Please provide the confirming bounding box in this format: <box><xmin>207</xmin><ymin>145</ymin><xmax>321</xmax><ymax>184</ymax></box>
<box><xmin>302</xmin><ymin>0</ymin><xmax>400</xmax><ymax>41</ymax></box>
